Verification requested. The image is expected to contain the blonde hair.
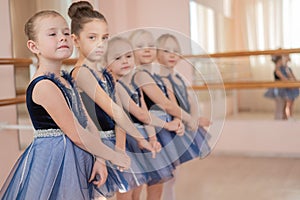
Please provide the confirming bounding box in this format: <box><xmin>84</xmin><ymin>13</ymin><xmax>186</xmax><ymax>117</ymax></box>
<box><xmin>104</xmin><ymin>37</ymin><xmax>133</xmax><ymax>65</ymax></box>
<box><xmin>128</xmin><ymin>29</ymin><xmax>155</xmax><ymax>49</ymax></box>
<box><xmin>156</xmin><ymin>33</ymin><xmax>181</xmax><ymax>54</ymax></box>
<box><xmin>24</xmin><ymin>10</ymin><xmax>63</xmax><ymax>41</ymax></box>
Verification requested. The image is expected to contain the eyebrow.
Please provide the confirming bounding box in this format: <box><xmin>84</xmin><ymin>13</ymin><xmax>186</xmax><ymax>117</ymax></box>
<box><xmin>46</xmin><ymin>27</ymin><xmax>70</xmax><ymax>31</ymax></box>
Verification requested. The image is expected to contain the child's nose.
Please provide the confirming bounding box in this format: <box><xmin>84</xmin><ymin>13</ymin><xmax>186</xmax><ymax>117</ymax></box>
<box><xmin>122</xmin><ymin>57</ymin><xmax>128</xmax><ymax>63</ymax></box>
<box><xmin>60</xmin><ymin>34</ymin><xmax>67</xmax><ymax>42</ymax></box>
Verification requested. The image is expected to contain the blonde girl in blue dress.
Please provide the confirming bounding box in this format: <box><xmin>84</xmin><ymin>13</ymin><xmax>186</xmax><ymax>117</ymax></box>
<box><xmin>129</xmin><ymin>29</ymin><xmax>202</xmax><ymax>200</ymax></box>
<box><xmin>156</xmin><ymin>33</ymin><xmax>211</xmax><ymax>158</ymax></box>
<box><xmin>105</xmin><ymin>36</ymin><xmax>185</xmax><ymax>200</ymax></box>
<box><xmin>0</xmin><ymin>10</ymin><xmax>129</xmax><ymax>200</ymax></box>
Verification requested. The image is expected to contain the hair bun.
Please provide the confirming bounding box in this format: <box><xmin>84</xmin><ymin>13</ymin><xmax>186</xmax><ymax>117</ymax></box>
<box><xmin>68</xmin><ymin>1</ymin><xmax>93</xmax><ymax>18</ymax></box>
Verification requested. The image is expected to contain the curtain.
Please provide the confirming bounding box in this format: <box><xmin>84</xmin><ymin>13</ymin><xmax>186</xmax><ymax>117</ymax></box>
<box><xmin>235</xmin><ymin>0</ymin><xmax>300</xmax><ymax>67</ymax></box>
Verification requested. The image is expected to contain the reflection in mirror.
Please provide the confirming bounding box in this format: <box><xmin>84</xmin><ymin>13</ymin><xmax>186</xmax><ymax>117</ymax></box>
<box><xmin>192</xmin><ymin>55</ymin><xmax>300</xmax><ymax>121</ymax></box>
<box><xmin>189</xmin><ymin>0</ymin><xmax>300</xmax><ymax>121</ymax></box>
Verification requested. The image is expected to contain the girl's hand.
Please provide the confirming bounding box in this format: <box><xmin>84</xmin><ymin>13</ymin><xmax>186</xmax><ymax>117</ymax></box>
<box><xmin>198</xmin><ymin>117</ymin><xmax>211</xmax><ymax>127</ymax></box>
<box><xmin>165</xmin><ymin>120</ymin><xmax>180</xmax><ymax>132</ymax></box>
<box><xmin>110</xmin><ymin>149</ymin><xmax>131</xmax><ymax>170</ymax></box>
<box><xmin>149</xmin><ymin>137</ymin><xmax>162</xmax><ymax>153</ymax></box>
<box><xmin>89</xmin><ymin>158</ymin><xmax>108</xmax><ymax>187</ymax></box>
<box><xmin>137</xmin><ymin>138</ymin><xmax>156</xmax><ymax>158</ymax></box>
<box><xmin>187</xmin><ymin>118</ymin><xmax>198</xmax><ymax>132</ymax></box>
<box><xmin>170</xmin><ymin>118</ymin><xmax>185</xmax><ymax>136</ymax></box>
<box><xmin>176</xmin><ymin>120</ymin><xmax>185</xmax><ymax>136</ymax></box>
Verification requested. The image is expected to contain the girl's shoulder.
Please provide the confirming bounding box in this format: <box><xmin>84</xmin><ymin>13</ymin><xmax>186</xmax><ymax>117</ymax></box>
<box><xmin>134</xmin><ymin>68</ymin><xmax>152</xmax><ymax>76</ymax></box>
<box><xmin>27</xmin><ymin>72</ymin><xmax>71</xmax><ymax>106</ymax></box>
<box><xmin>132</xmin><ymin>68</ymin><xmax>155</xmax><ymax>83</ymax></box>
<box><xmin>29</xmin><ymin>72</ymin><xmax>68</xmax><ymax>90</ymax></box>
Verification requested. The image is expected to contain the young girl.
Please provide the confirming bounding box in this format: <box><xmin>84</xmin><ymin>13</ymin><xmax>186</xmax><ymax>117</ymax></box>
<box><xmin>105</xmin><ymin>36</ymin><xmax>184</xmax><ymax>200</ymax></box>
<box><xmin>68</xmin><ymin>1</ymin><xmax>156</xmax><ymax>198</ymax></box>
<box><xmin>280</xmin><ymin>54</ymin><xmax>299</xmax><ymax>119</ymax></box>
<box><xmin>156</xmin><ymin>33</ymin><xmax>211</xmax><ymax>159</ymax></box>
<box><xmin>129</xmin><ymin>29</ymin><xmax>201</xmax><ymax>200</ymax></box>
<box><xmin>264</xmin><ymin>54</ymin><xmax>286</xmax><ymax>119</ymax></box>
<box><xmin>264</xmin><ymin>53</ymin><xmax>299</xmax><ymax>120</ymax></box>
<box><xmin>0</xmin><ymin>10</ymin><xmax>129</xmax><ymax>200</ymax></box>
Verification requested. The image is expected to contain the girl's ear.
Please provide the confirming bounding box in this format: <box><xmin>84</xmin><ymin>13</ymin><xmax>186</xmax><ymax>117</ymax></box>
<box><xmin>27</xmin><ymin>40</ymin><xmax>40</xmax><ymax>55</ymax></box>
<box><xmin>72</xmin><ymin>34</ymin><xmax>80</xmax><ymax>48</ymax></box>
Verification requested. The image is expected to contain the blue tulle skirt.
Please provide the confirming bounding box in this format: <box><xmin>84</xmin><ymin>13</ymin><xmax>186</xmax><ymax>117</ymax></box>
<box><xmin>151</xmin><ymin>110</ymin><xmax>212</xmax><ymax>168</ymax></box>
<box><xmin>264</xmin><ymin>87</ymin><xmax>299</xmax><ymax>101</ymax></box>
<box><xmin>150</xmin><ymin>111</ymin><xmax>201</xmax><ymax>168</ymax></box>
<box><xmin>96</xmin><ymin>130</ymin><xmax>148</xmax><ymax>197</ymax></box>
<box><xmin>0</xmin><ymin>129</ymin><xmax>101</xmax><ymax>200</ymax></box>
<box><xmin>125</xmin><ymin>125</ymin><xmax>174</xmax><ymax>186</ymax></box>
<box><xmin>186</xmin><ymin>127</ymin><xmax>211</xmax><ymax>159</ymax></box>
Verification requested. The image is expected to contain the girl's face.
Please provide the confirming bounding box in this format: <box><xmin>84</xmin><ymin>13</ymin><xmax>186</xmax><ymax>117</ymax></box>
<box><xmin>31</xmin><ymin>16</ymin><xmax>73</xmax><ymax>61</ymax></box>
<box><xmin>157</xmin><ymin>37</ymin><xmax>180</xmax><ymax>68</ymax></box>
<box><xmin>131</xmin><ymin>32</ymin><xmax>156</xmax><ymax>66</ymax></box>
<box><xmin>107</xmin><ymin>40</ymin><xmax>135</xmax><ymax>79</ymax></box>
<box><xmin>73</xmin><ymin>19</ymin><xmax>109</xmax><ymax>62</ymax></box>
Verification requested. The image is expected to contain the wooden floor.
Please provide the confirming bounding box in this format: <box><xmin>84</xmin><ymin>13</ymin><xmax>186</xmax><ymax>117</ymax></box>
<box><xmin>174</xmin><ymin>155</ymin><xmax>300</xmax><ymax>200</ymax></box>
<box><xmin>14</xmin><ymin>111</ymin><xmax>300</xmax><ymax>200</ymax></box>
<box><xmin>111</xmin><ymin>154</ymin><xmax>300</xmax><ymax>200</ymax></box>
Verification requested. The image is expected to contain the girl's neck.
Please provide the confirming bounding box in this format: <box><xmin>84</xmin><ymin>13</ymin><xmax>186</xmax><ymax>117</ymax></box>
<box><xmin>117</xmin><ymin>69</ymin><xmax>134</xmax><ymax>85</ymax></box>
<box><xmin>159</xmin><ymin>64</ymin><xmax>173</xmax><ymax>76</ymax></box>
<box><xmin>77</xmin><ymin>55</ymin><xmax>98</xmax><ymax>71</ymax></box>
<box><xmin>36</xmin><ymin>59</ymin><xmax>62</xmax><ymax>76</ymax></box>
<box><xmin>139</xmin><ymin>62</ymin><xmax>160</xmax><ymax>74</ymax></box>
<box><xmin>139</xmin><ymin>62</ymin><xmax>152</xmax><ymax>69</ymax></box>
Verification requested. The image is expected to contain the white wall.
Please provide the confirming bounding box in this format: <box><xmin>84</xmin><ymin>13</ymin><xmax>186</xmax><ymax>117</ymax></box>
<box><xmin>98</xmin><ymin>0</ymin><xmax>190</xmax><ymax>36</ymax></box>
<box><xmin>98</xmin><ymin>0</ymin><xmax>194</xmax><ymax>84</ymax></box>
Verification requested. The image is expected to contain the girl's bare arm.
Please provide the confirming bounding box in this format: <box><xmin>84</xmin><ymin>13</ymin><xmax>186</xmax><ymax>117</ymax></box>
<box><xmin>116</xmin><ymin>82</ymin><xmax>177</xmax><ymax>129</ymax></box>
<box><xmin>33</xmin><ymin>80</ymin><xmax>130</xmax><ymax>168</ymax></box>
<box><xmin>135</xmin><ymin>71</ymin><xmax>197</xmax><ymax>131</ymax></box>
<box><xmin>72</xmin><ymin>67</ymin><xmax>151</xmax><ymax>140</ymax></box>
<box><xmin>72</xmin><ymin>67</ymin><xmax>155</xmax><ymax>154</ymax></box>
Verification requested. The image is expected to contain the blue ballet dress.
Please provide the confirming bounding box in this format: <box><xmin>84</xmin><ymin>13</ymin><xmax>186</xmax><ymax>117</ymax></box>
<box><xmin>137</xmin><ymin>70</ymin><xmax>200</xmax><ymax>169</ymax></box>
<box><xmin>166</xmin><ymin>73</ymin><xmax>211</xmax><ymax>159</ymax></box>
<box><xmin>76</xmin><ymin>65</ymin><xmax>148</xmax><ymax>197</ymax></box>
<box><xmin>0</xmin><ymin>72</ymin><xmax>102</xmax><ymax>200</ymax></box>
<box><xmin>118</xmin><ymin>80</ymin><xmax>174</xmax><ymax>185</ymax></box>
<box><xmin>264</xmin><ymin>66</ymin><xmax>300</xmax><ymax>100</ymax></box>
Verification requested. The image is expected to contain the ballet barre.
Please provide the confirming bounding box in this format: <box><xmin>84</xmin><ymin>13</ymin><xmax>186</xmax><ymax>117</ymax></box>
<box><xmin>1</xmin><ymin>48</ymin><xmax>300</xmax><ymax>66</ymax></box>
<box><xmin>0</xmin><ymin>95</ymin><xmax>25</xmax><ymax>107</ymax></box>
<box><xmin>184</xmin><ymin>48</ymin><xmax>300</xmax><ymax>58</ymax></box>
<box><xmin>191</xmin><ymin>81</ymin><xmax>300</xmax><ymax>90</ymax></box>
<box><xmin>1</xmin><ymin>81</ymin><xmax>300</xmax><ymax>107</ymax></box>
<box><xmin>0</xmin><ymin>58</ymin><xmax>32</xmax><ymax>66</ymax></box>
<box><xmin>0</xmin><ymin>122</ymin><xmax>33</xmax><ymax>131</ymax></box>
<box><xmin>1</xmin><ymin>47</ymin><xmax>300</xmax><ymax>106</ymax></box>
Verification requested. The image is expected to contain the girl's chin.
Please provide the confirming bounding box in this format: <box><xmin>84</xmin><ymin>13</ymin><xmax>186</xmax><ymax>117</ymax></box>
<box><xmin>88</xmin><ymin>56</ymin><xmax>103</xmax><ymax>62</ymax></box>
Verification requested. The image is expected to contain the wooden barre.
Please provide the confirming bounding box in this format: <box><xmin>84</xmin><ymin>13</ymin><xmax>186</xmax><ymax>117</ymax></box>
<box><xmin>1</xmin><ymin>48</ymin><xmax>300</xmax><ymax>66</ymax></box>
<box><xmin>191</xmin><ymin>81</ymin><xmax>300</xmax><ymax>90</ymax></box>
<box><xmin>0</xmin><ymin>58</ymin><xmax>32</xmax><ymax>66</ymax></box>
<box><xmin>0</xmin><ymin>58</ymin><xmax>77</xmax><ymax>66</ymax></box>
<box><xmin>184</xmin><ymin>48</ymin><xmax>300</xmax><ymax>58</ymax></box>
<box><xmin>1</xmin><ymin>81</ymin><xmax>300</xmax><ymax>107</ymax></box>
<box><xmin>0</xmin><ymin>95</ymin><xmax>26</xmax><ymax>107</ymax></box>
